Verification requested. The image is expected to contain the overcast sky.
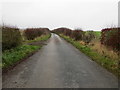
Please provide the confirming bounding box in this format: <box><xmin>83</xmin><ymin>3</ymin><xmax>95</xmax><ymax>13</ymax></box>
<box><xmin>1</xmin><ymin>0</ymin><xmax>119</xmax><ymax>30</ymax></box>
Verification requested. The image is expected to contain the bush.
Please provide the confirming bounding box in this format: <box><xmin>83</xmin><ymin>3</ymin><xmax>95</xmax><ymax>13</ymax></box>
<box><xmin>53</xmin><ymin>27</ymin><xmax>72</xmax><ymax>36</ymax></box>
<box><xmin>53</xmin><ymin>28</ymin><xmax>84</xmax><ymax>41</ymax></box>
<box><xmin>24</xmin><ymin>28</ymin><xmax>40</xmax><ymax>40</ymax></box>
<box><xmin>71</xmin><ymin>30</ymin><xmax>84</xmax><ymax>41</ymax></box>
<box><xmin>24</xmin><ymin>28</ymin><xmax>50</xmax><ymax>40</ymax></box>
<box><xmin>63</xmin><ymin>28</ymin><xmax>72</xmax><ymax>37</ymax></box>
<box><xmin>83</xmin><ymin>31</ymin><xmax>96</xmax><ymax>43</ymax></box>
<box><xmin>2</xmin><ymin>26</ymin><xmax>22</xmax><ymax>51</ymax></box>
<box><xmin>101</xmin><ymin>28</ymin><xmax>120</xmax><ymax>51</ymax></box>
<box><xmin>53</xmin><ymin>28</ymin><xmax>95</xmax><ymax>42</ymax></box>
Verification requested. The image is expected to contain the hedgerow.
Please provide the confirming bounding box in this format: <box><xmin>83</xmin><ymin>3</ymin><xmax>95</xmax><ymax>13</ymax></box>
<box><xmin>2</xmin><ymin>26</ymin><xmax>22</xmax><ymax>51</ymax></box>
<box><xmin>24</xmin><ymin>28</ymin><xmax>50</xmax><ymax>40</ymax></box>
<box><xmin>101</xmin><ymin>28</ymin><xmax>120</xmax><ymax>51</ymax></box>
<box><xmin>53</xmin><ymin>27</ymin><xmax>95</xmax><ymax>43</ymax></box>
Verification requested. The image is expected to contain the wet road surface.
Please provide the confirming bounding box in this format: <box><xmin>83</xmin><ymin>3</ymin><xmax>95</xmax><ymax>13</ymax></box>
<box><xmin>3</xmin><ymin>33</ymin><xmax>118</xmax><ymax>88</ymax></box>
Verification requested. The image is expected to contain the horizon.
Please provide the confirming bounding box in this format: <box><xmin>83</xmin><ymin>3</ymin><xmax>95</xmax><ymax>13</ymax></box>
<box><xmin>1</xmin><ymin>24</ymin><xmax>119</xmax><ymax>31</ymax></box>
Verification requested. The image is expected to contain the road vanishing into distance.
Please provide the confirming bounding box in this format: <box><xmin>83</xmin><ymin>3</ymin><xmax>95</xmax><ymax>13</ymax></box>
<box><xmin>3</xmin><ymin>33</ymin><xmax>118</xmax><ymax>88</ymax></box>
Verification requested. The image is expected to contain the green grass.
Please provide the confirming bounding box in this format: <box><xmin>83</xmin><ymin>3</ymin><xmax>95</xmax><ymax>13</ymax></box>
<box><xmin>60</xmin><ymin>34</ymin><xmax>119</xmax><ymax>77</ymax></box>
<box><xmin>2</xmin><ymin>45</ymin><xmax>41</xmax><ymax>69</ymax></box>
<box><xmin>25</xmin><ymin>34</ymin><xmax>51</xmax><ymax>43</ymax></box>
<box><xmin>2</xmin><ymin>34</ymin><xmax>51</xmax><ymax>70</ymax></box>
<box><xmin>94</xmin><ymin>31</ymin><xmax>101</xmax><ymax>38</ymax></box>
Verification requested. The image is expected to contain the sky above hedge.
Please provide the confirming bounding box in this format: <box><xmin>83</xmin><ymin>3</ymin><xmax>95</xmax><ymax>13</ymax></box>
<box><xmin>1</xmin><ymin>0</ymin><xmax>119</xmax><ymax>31</ymax></box>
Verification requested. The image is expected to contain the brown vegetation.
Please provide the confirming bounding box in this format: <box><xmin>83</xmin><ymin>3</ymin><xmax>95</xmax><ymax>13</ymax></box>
<box><xmin>2</xmin><ymin>26</ymin><xmax>22</xmax><ymax>51</ymax></box>
<box><xmin>24</xmin><ymin>28</ymin><xmax>50</xmax><ymax>40</ymax></box>
<box><xmin>101</xmin><ymin>28</ymin><xmax>120</xmax><ymax>51</ymax></box>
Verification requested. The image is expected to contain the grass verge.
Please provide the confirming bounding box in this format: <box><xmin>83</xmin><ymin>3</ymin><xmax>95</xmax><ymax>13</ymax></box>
<box><xmin>25</xmin><ymin>34</ymin><xmax>51</xmax><ymax>43</ymax></box>
<box><xmin>60</xmin><ymin>34</ymin><xmax>119</xmax><ymax>77</ymax></box>
<box><xmin>2</xmin><ymin>34</ymin><xmax>51</xmax><ymax>71</ymax></box>
<box><xmin>2</xmin><ymin>45</ymin><xmax>41</xmax><ymax>69</ymax></box>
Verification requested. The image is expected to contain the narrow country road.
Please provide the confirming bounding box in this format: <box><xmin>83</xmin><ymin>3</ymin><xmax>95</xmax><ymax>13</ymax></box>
<box><xmin>3</xmin><ymin>33</ymin><xmax>118</xmax><ymax>88</ymax></box>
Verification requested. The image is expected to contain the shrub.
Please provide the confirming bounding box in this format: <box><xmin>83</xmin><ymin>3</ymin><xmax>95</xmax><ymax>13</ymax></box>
<box><xmin>71</xmin><ymin>30</ymin><xmax>84</xmax><ymax>41</ymax></box>
<box><xmin>83</xmin><ymin>31</ymin><xmax>96</xmax><ymax>43</ymax></box>
<box><xmin>24</xmin><ymin>28</ymin><xmax>40</xmax><ymax>40</ymax></box>
<box><xmin>41</xmin><ymin>28</ymin><xmax>50</xmax><ymax>35</ymax></box>
<box><xmin>53</xmin><ymin>28</ymin><xmax>96</xmax><ymax>42</ymax></box>
<box><xmin>63</xmin><ymin>28</ymin><xmax>72</xmax><ymax>37</ymax></box>
<box><xmin>53</xmin><ymin>28</ymin><xmax>84</xmax><ymax>41</ymax></box>
<box><xmin>101</xmin><ymin>28</ymin><xmax>120</xmax><ymax>51</ymax></box>
<box><xmin>53</xmin><ymin>27</ymin><xmax>72</xmax><ymax>36</ymax></box>
<box><xmin>24</xmin><ymin>28</ymin><xmax>50</xmax><ymax>40</ymax></box>
<box><xmin>2</xmin><ymin>26</ymin><xmax>22</xmax><ymax>51</ymax></box>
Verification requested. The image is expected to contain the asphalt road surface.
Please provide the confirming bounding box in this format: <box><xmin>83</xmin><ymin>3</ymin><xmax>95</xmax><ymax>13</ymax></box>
<box><xmin>3</xmin><ymin>33</ymin><xmax>118</xmax><ymax>88</ymax></box>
